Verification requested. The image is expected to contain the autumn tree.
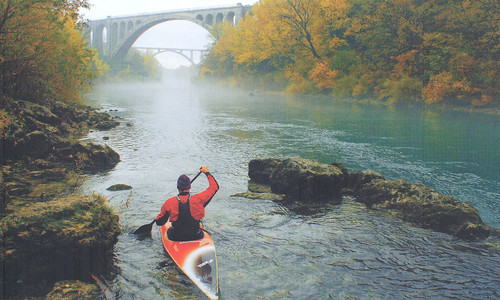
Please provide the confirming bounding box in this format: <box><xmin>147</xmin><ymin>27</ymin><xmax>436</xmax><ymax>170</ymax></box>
<box><xmin>0</xmin><ymin>0</ymin><xmax>98</xmax><ymax>104</ymax></box>
<box><xmin>202</xmin><ymin>0</ymin><xmax>499</xmax><ymax>106</ymax></box>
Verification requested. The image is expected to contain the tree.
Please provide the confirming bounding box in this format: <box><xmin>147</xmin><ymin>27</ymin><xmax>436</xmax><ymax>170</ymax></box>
<box><xmin>202</xmin><ymin>0</ymin><xmax>499</xmax><ymax>105</ymax></box>
<box><xmin>0</xmin><ymin>0</ymin><xmax>95</xmax><ymax>104</ymax></box>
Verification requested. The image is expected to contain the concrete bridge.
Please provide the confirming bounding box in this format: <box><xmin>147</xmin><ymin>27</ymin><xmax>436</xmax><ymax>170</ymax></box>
<box><xmin>84</xmin><ymin>4</ymin><xmax>252</xmax><ymax>60</ymax></box>
<box><xmin>133</xmin><ymin>47</ymin><xmax>207</xmax><ymax>65</ymax></box>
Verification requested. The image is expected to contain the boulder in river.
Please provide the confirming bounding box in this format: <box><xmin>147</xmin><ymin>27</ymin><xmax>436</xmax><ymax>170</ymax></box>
<box><xmin>71</xmin><ymin>142</ymin><xmax>120</xmax><ymax>172</ymax></box>
<box><xmin>355</xmin><ymin>179</ymin><xmax>490</xmax><ymax>240</ymax></box>
<box><xmin>248</xmin><ymin>158</ymin><xmax>282</xmax><ymax>183</ymax></box>
<box><xmin>249</xmin><ymin>158</ymin><xmax>346</xmax><ymax>204</ymax></box>
<box><xmin>345</xmin><ymin>169</ymin><xmax>385</xmax><ymax>194</ymax></box>
<box><xmin>106</xmin><ymin>184</ymin><xmax>132</xmax><ymax>191</ymax></box>
<box><xmin>245</xmin><ymin>157</ymin><xmax>492</xmax><ymax>240</ymax></box>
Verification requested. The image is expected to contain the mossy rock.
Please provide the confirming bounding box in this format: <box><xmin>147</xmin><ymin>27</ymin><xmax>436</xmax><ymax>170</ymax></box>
<box><xmin>248</xmin><ymin>181</ymin><xmax>272</xmax><ymax>193</ymax></box>
<box><xmin>107</xmin><ymin>184</ymin><xmax>132</xmax><ymax>191</ymax></box>
<box><xmin>46</xmin><ymin>280</ymin><xmax>99</xmax><ymax>300</ymax></box>
<box><xmin>355</xmin><ymin>179</ymin><xmax>490</xmax><ymax>240</ymax></box>
<box><xmin>0</xmin><ymin>193</ymin><xmax>120</xmax><ymax>292</ymax></box>
<box><xmin>231</xmin><ymin>192</ymin><xmax>284</xmax><ymax>201</ymax></box>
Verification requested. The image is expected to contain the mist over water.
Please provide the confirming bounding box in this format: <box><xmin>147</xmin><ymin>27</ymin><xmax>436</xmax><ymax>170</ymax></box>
<box><xmin>81</xmin><ymin>72</ymin><xmax>500</xmax><ymax>299</ymax></box>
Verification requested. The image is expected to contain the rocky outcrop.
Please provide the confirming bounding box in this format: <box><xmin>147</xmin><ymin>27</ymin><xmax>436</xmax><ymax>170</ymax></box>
<box><xmin>248</xmin><ymin>158</ymin><xmax>282</xmax><ymax>183</ymax></box>
<box><xmin>107</xmin><ymin>184</ymin><xmax>132</xmax><ymax>191</ymax></box>
<box><xmin>0</xmin><ymin>97</ymin><xmax>122</xmax><ymax>298</ymax></box>
<box><xmin>70</xmin><ymin>142</ymin><xmax>120</xmax><ymax>172</ymax></box>
<box><xmin>245</xmin><ymin>158</ymin><xmax>492</xmax><ymax>240</ymax></box>
<box><xmin>270</xmin><ymin>158</ymin><xmax>346</xmax><ymax>204</ymax></box>
<box><xmin>355</xmin><ymin>179</ymin><xmax>490</xmax><ymax>240</ymax></box>
<box><xmin>250</xmin><ymin>158</ymin><xmax>346</xmax><ymax>204</ymax></box>
<box><xmin>345</xmin><ymin>169</ymin><xmax>385</xmax><ymax>194</ymax></box>
<box><xmin>1</xmin><ymin>98</ymin><xmax>120</xmax><ymax>161</ymax></box>
<box><xmin>0</xmin><ymin>194</ymin><xmax>120</xmax><ymax>298</ymax></box>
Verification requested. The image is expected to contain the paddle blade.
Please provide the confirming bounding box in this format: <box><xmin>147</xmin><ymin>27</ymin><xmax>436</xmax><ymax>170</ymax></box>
<box><xmin>133</xmin><ymin>220</ymin><xmax>155</xmax><ymax>235</ymax></box>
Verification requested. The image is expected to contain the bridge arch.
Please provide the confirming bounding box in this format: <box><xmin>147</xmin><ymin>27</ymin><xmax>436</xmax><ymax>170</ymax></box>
<box><xmin>113</xmin><ymin>17</ymin><xmax>207</xmax><ymax>59</ymax></box>
<box><xmin>136</xmin><ymin>48</ymin><xmax>205</xmax><ymax>65</ymax></box>
<box><xmin>84</xmin><ymin>5</ymin><xmax>252</xmax><ymax>60</ymax></box>
<box><xmin>226</xmin><ymin>12</ymin><xmax>236</xmax><ymax>25</ymax></box>
<box><xmin>216</xmin><ymin>13</ymin><xmax>224</xmax><ymax>24</ymax></box>
<box><xmin>205</xmin><ymin>14</ymin><xmax>213</xmax><ymax>26</ymax></box>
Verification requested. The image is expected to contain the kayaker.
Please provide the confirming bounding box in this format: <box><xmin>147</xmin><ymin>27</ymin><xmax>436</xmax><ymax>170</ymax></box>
<box><xmin>155</xmin><ymin>166</ymin><xmax>219</xmax><ymax>241</ymax></box>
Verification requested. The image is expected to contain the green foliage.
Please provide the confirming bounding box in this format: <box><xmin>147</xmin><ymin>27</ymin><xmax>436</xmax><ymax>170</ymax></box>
<box><xmin>380</xmin><ymin>75</ymin><xmax>423</xmax><ymax>104</ymax></box>
<box><xmin>100</xmin><ymin>49</ymin><xmax>162</xmax><ymax>80</ymax></box>
<box><xmin>202</xmin><ymin>0</ymin><xmax>499</xmax><ymax>106</ymax></box>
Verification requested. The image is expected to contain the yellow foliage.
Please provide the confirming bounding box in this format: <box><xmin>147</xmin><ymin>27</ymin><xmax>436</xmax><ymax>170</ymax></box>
<box><xmin>200</xmin><ymin>67</ymin><xmax>214</xmax><ymax>78</ymax></box>
<box><xmin>422</xmin><ymin>72</ymin><xmax>454</xmax><ymax>104</ymax></box>
<box><xmin>0</xmin><ymin>0</ymin><xmax>94</xmax><ymax>104</ymax></box>
<box><xmin>202</xmin><ymin>0</ymin><xmax>499</xmax><ymax>105</ymax></box>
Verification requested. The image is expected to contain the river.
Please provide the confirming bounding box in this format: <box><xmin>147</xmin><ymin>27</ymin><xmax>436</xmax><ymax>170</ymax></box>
<box><xmin>81</xmin><ymin>72</ymin><xmax>500</xmax><ymax>299</ymax></box>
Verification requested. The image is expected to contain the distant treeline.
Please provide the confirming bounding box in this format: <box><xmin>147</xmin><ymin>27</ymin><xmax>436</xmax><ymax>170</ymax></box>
<box><xmin>101</xmin><ymin>50</ymin><xmax>162</xmax><ymax>81</ymax></box>
<box><xmin>201</xmin><ymin>0</ymin><xmax>499</xmax><ymax>106</ymax></box>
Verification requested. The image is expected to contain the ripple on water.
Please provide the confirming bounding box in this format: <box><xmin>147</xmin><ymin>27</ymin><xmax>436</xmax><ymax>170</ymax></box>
<box><xmin>81</xmin><ymin>80</ymin><xmax>500</xmax><ymax>299</ymax></box>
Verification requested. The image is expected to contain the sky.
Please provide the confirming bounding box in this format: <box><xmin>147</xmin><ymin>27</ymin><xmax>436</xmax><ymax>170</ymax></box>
<box><xmin>81</xmin><ymin>0</ymin><xmax>258</xmax><ymax>68</ymax></box>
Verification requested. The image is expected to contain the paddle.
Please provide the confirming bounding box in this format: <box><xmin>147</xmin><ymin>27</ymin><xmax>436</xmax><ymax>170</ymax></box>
<box><xmin>133</xmin><ymin>171</ymin><xmax>203</xmax><ymax>235</ymax></box>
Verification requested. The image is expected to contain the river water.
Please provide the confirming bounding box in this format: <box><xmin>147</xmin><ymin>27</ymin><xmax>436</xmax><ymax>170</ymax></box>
<box><xmin>81</xmin><ymin>73</ymin><xmax>500</xmax><ymax>299</ymax></box>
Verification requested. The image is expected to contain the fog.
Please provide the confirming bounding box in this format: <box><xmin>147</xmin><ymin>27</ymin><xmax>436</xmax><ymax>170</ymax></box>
<box><xmin>132</xmin><ymin>20</ymin><xmax>213</xmax><ymax>69</ymax></box>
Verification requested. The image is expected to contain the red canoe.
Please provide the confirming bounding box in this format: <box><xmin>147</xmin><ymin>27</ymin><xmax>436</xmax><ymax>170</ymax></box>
<box><xmin>161</xmin><ymin>222</ymin><xmax>219</xmax><ymax>300</ymax></box>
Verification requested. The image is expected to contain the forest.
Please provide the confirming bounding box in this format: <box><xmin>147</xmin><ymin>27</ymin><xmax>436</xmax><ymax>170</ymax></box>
<box><xmin>202</xmin><ymin>0</ymin><xmax>499</xmax><ymax>107</ymax></box>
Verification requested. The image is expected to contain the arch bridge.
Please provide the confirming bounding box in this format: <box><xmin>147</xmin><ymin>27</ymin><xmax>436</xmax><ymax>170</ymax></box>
<box><xmin>133</xmin><ymin>47</ymin><xmax>207</xmax><ymax>65</ymax></box>
<box><xmin>84</xmin><ymin>4</ymin><xmax>251</xmax><ymax>60</ymax></box>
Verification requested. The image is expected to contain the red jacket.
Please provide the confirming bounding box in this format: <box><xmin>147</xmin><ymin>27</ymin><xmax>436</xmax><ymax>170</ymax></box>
<box><xmin>155</xmin><ymin>173</ymin><xmax>219</xmax><ymax>224</ymax></box>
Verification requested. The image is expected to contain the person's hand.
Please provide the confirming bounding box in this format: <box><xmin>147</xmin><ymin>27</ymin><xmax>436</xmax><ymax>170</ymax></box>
<box><xmin>200</xmin><ymin>166</ymin><xmax>209</xmax><ymax>173</ymax></box>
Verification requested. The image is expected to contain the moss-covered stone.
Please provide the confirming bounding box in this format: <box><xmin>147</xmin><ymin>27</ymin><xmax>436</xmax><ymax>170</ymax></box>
<box><xmin>0</xmin><ymin>97</ymin><xmax>122</xmax><ymax>298</ymax></box>
<box><xmin>0</xmin><ymin>194</ymin><xmax>120</xmax><ymax>297</ymax></box>
<box><xmin>249</xmin><ymin>157</ymin><xmax>346</xmax><ymax>204</ymax></box>
<box><xmin>243</xmin><ymin>157</ymin><xmax>494</xmax><ymax>240</ymax></box>
<box><xmin>46</xmin><ymin>280</ymin><xmax>99</xmax><ymax>300</ymax></box>
<box><xmin>107</xmin><ymin>183</ymin><xmax>133</xmax><ymax>191</ymax></box>
<box><xmin>231</xmin><ymin>192</ymin><xmax>284</xmax><ymax>201</ymax></box>
<box><xmin>355</xmin><ymin>179</ymin><xmax>490</xmax><ymax>240</ymax></box>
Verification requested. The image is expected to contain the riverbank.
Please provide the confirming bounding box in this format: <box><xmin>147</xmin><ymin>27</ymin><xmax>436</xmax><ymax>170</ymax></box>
<box><xmin>0</xmin><ymin>97</ymin><xmax>121</xmax><ymax>298</ymax></box>
<box><xmin>197</xmin><ymin>74</ymin><xmax>500</xmax><ymax>116</ymax></box>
